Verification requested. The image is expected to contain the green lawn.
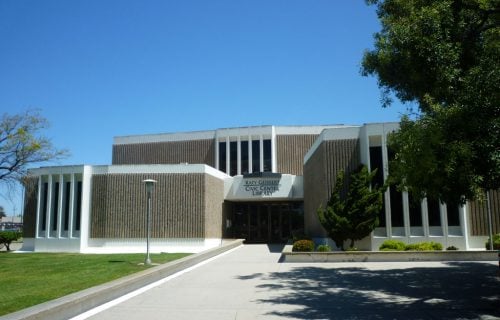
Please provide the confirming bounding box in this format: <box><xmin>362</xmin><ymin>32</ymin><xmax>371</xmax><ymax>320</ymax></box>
<box><xmin>0</xmin><ymin>251</ymin><xmax>191</xmax><ymax>316</ymax></box>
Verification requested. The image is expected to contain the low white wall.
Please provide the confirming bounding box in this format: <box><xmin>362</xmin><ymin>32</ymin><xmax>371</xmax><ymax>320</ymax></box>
<box><xmin>84</xmin><ymin>238</ymin><xmax>223</xmax><ymax>253</ymax></box>
<box><xmin>33</xmin><ymin>238</ymin><xmax>81</xmax><ymax>252</ymax></box>
<box><xmin>282</xmin><ymin>249</ymin><xmax>498</xmax><ymax>263</ymax></box>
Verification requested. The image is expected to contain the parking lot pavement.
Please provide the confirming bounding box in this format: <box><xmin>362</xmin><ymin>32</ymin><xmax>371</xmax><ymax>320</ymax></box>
<box><xmin>81</xmin><ymin>244</ymin><xmax>499</xmax><ymax>320</ymax></box>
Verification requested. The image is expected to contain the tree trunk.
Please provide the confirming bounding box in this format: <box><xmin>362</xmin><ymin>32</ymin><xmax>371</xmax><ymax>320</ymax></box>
<box><xmin>350</xmin><ymin>239</ymin><xmax>355</xmax><ymax>249</ymax></box>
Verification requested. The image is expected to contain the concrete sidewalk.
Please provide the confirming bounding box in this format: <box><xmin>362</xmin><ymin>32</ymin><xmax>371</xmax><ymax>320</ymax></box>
<box><xmin>83</xmin><ymin>244</ymin><xmax>499</xmax><ymax>320</ymax></box>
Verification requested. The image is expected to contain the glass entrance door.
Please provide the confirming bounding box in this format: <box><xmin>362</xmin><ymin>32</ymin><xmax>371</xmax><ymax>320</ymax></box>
<box><xmin>228</xmin><ymin>202</ymin><xmax>303</xmax><ymax>243</ymax></box>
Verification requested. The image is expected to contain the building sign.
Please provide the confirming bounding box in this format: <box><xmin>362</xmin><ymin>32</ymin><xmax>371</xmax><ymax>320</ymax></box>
<box><xmin>243</xmin><ymin>179</ymin><xmax>281</xmax><ymax>196</ymax></box>
<box><xmin>225</xmin><ymin>173</ymin><xmax>303</xmax><ymax>201</ymax></box>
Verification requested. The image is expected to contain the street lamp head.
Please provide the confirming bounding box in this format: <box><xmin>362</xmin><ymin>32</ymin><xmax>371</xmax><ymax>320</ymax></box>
<box><xmin>143</xmin><ymin>179</ymin><xmax>157</xmax><ymax>193</ymax></box>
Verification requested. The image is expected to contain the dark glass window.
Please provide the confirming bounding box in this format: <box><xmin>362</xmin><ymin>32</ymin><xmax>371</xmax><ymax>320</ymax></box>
<box><xmin>218</xmin><ymin>142</ymin><xmax>226</xmax><ymax>173</ymax></box>
<box><xmin>252</xmin><ymin>140</ymin><xmax>260</xmax><ymax>172</ymax></box>
<box><xmin>408</xmin><ymin>193</ymin><xmax>422</xmax><ymax>227</ymax></box>
<box><xmin>75</xmin><ymin>181</ymin><xmax>82</xmax><ymax>231</ymax></box>
<box><xmin>387</xmin><ymin>148</ymin><xmax>403</xmax><ymax>227</ymax></box>
<box><xmin>263</xmin><ymin>139</ymin><xmax>272</xmax><ymax>172</ymax></box>
<box><xmin>230</xmin><ymin>141</ymin><xmax>238</xmax><ymax>176</ymax></box>
<box><xmin>427</xmin><ymin>198</ymin><xmax>441</xmax><ymax>226</ymax></box>
<box><xmin>389</xmin><ymin>186</ymin><xmax>404</xmax><ymax>227</ymax></box>
<box><xmin>52</xmin><ymin>182</ymin><xmax>59</xmax><ymax>231</ymax></box>
<box><xmin>41</xmin><ymin>182</ymin><xmax>48</xmax><ymax>231</ymax></box>
<box><xmin>64</xmin><ymin>181</ymin><xmax>71</xmax><ymax>231</ymax></box>
<box><xmin>241</xmin><ymin>141</ymin><xmax>249</xmax><ymax>174</ymax></box>
<box><xmin>369</xmin><ymin>146</ymin><xmax>386</xmax><ymax>227</ymax></box>
<box><xmin>447</xmin><ymin>203</ymin><xmax>461</xmax><ymax>226</ymax></box>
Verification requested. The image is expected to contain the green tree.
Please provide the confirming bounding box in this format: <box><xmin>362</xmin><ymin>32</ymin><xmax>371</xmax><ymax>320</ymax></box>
<box><xmin>0</xmin><ymin>231</ymin><xmax>22</xmax><ymax>251</ymax></box>
<box><xmin>361</xmin><ymin>0</ymin><xmax>500</xmax><ymax>204</ymax></box>
<box><xmin>0</xmin><ymin>110</ymin><xmax>68</xmax><ymax>185</ymax></box>
<box><xmin>317</xmin><ymin>165</ymin><xmax>384</xmax><ymax>249</ymax></box>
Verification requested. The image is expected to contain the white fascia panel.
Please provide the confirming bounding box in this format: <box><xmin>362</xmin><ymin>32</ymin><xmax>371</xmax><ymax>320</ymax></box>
<box><xmin>304</xmin><ymin>126</ymin><xmax>361</xmax><ymax>163</ymax></box>
<box><xmin>274</xmin><ymin>125</ymin><xmax>348</xmax><ymax>135</ymax></box>
<box><xmin>114</xmin><ymin>130</ymin><xmax>216</xmax><ymax>145</ymax></box>
<box><xmin>28</xmin><ymin>165</ymin><xmax>85</xmax><ymax>176</ymax></box>
<box><xmin>91</xmin><ymin>164</ymin><xmax>230</xmax><ymax>180</ymax></box>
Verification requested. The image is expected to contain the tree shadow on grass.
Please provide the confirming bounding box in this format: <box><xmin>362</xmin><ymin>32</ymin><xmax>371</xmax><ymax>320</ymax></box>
<box><xmin>237</xmin><ymin>262</ymin><xmax>500</xmax><ymax>319</ymax></box>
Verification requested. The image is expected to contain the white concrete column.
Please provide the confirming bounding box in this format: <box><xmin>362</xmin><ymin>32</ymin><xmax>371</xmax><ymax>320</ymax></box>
<box><xmin>237</xmin><ymin>135</ymin><xmax>241</xmax><ymax>176</ymax></box>
<box><xmin>215</xmin><ymin>133</ymin><xmax>219</xmax><ymax>170</ymax></box>
<box><xmin>403</xmin><ymin>191</ymin><xmax>411</xmax><ymax>237</ymax></box>
<box><xmin>441</xmin><ymin>202</ymin><xmax>448</xmax><ymax>245</ymax></box>
<box><xmin>460</xmin><ymin>204</ymin><xmax>470</xmax><ymax>249</ymax></box>
<box><xmin>422</xmin><ymin>198</ymin><xmax>430</xmax><ymax>238</ymax></box>
<box><xmin>79</xmin><ymin>166</ymin><xmax>92</xmax><ymax>251</ymax></box>
<box><xmin>225</xmin><ymin>136</ymin><xmax>230</xmax><ymax>175</ymax></box>
<box><xmin>259</xmin><ymin>135</ymin><xmax>264</xmax><ymax>172</ymax></box>
<box><xmin>57</xmin><ymin>174</ymin><xmax>64</xmax><ymax>238</ymax></box>
<box><xmin>248</xmin><ymin>134</ymin><xmax>253</xmax><ymax>173</ymax></box>
<box><xmin>35</xmin><ymin>176</ymin><xmax>42</xmax><ymax>238</ymax></box>
<box><xmin>381</xmin><ymin>133</ymin><xmax>392</xmax><ymax>237</ymax></box>
<box><xmin>46</xmin><ymin>175</ymin><xmax>53</xmax><ymax>238</ymax></box>
<box><xmin>69</xmin><ymin>173</ymin><xmax>75</xmax><ymax>238</ymax></box>
<box><xmin>271</xmin><ymin>126</ymin><xmax>277</xmax><ymax>173</ymax></box>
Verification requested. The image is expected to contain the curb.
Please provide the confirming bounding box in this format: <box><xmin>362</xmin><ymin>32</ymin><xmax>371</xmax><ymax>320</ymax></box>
<box><xmin>1</xmin><ymin>239</ymin><xmax>244</xmax><ymax>320</ymax></box>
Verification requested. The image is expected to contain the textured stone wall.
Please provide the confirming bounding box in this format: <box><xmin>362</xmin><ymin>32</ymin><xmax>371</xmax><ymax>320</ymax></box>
<box><xmin>468</xmin><ymin>189</ymin><xmax>500</xmax><ymax>236</ymax></box>
<box><xmin>90</xmin><ymin>173</ymin><xmax>217</xmax><ymax>238</ymax></box>
<box><xmin>22</xmin><ymin>176</ymin><xmax>39</xmax><ymax>238</ymax></box>
<box><xmin>204</xmin><ymin>174</ymin><xmax>225</xmax><ymax>238</ymax></box>
<box><xmin>112</xmin><ymin>139</ymin><xmax>215</xmax><ymax>167</ymax></box>
<box><xmin>303</xmin><ymin>139</ymin><xmax>360</xmax><ymax>237</ymax></box>
<box><xmin>276</xmin><ymin>134</ymin><xmax>318</xmax><ymax>176</ymax></box>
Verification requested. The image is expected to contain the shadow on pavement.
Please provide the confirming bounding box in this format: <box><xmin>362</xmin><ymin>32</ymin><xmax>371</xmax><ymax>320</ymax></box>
<box><xmin>237</xmin><ymin>262</ymin><xmax>500</xmax><ymax>319</ymax></box>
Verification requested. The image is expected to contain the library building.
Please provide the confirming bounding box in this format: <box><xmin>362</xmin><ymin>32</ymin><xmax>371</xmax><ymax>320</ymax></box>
<box><xmin>21</xmin><ymin>123</ymin><xmax>499</xmax><ymax>253</ymax></box>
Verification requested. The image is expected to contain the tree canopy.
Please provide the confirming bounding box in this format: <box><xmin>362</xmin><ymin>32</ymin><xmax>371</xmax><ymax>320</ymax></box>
<box><xmin>317</xmin><ymin>165</ymin><xmax>384</xmax><ymax>249</ymax></box>
<box><xmin>362</xmin><ymin>0</ymin><xmax>500</xmax><ymax>204</ymax></box>
<box><xmin>0</xmin><ymin>110</ymin><xmax>68</xmax><ymax>186</ymax></box>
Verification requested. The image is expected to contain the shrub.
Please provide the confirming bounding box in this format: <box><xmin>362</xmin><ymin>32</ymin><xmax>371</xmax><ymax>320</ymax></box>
<box><xmin>405</xmin><ymin>241</ymin><xmax>443</xmax><ymax>251</ymax></box>
<box><xmin>0</xmin><ymin>231</ymin><xmax>22</xmax><ymax>251</ymax></box>
<box><xmin>485</xmin><ymin>233</ymin><xmax>500</xmax><ymax>250</ymax></box>
<box><xmin>292</xmin><ymin>240</ymin><xmax>315</xmax><ymax>252</ymax></box>
<box><xmin>345</xmin><ymin>247</ymin><xmax>359</xmax><ymax>251</ymax></box>
<box><xmin>446</xmin><ymin>246</ymin><xmax>458</xmax><ymax>250</ymax></box>
<box><xmin>379</xmin><ymin>239</ymin><xmax>406</xmax><ymax>251</ymax></box>
<box><xmin>316</xmin><ymin>244</ymin><xmax>331</xmax><ymax>252</ymax></box>
<box><xmin>292</xmin><ymin>233</ymin><xmax>312</xmax><ymax>243</ymax></box>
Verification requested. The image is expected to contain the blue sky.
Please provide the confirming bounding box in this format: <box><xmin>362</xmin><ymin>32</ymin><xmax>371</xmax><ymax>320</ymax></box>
<box><xmin>0</xmin><ymin>0</ymin><xmax>408</xmax><ymax>215</ymax></box>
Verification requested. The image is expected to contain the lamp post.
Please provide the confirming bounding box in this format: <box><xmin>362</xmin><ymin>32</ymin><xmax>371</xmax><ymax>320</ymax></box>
<box><xmin>143</xmin><ymin>179</ymin><xmax>157</xmax><ymax>265</ymax></box>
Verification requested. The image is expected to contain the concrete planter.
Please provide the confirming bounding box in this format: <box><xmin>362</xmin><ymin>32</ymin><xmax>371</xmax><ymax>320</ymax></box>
<box><xmin>281</xmin><ymin>245</ymin><xmax>498</xmax><ymax>263</ymax></box>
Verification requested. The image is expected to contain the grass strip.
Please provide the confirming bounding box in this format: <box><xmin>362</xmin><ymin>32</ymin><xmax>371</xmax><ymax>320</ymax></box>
<box><xmin>0</xmin><ymin>252</ymin><xmax>190</xmax><ymax>316</ymax></box>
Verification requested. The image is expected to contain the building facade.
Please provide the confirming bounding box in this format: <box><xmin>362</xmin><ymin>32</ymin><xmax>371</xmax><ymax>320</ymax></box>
<box><xmin>22</xmin><ymin>124</ymin><xmax>499</xmax><ymax>253</ymax></box>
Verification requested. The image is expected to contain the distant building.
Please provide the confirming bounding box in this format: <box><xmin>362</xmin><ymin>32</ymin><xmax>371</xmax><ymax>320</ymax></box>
<box><xmin>21</xmin><ymin>123</ymin><xmax>499</xmax><ymax>252</ymax></box>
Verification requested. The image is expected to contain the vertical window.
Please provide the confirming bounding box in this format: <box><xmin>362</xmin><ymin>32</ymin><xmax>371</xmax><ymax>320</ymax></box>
<box><xmin>75</xmin><ymin>181</ymin><xmax>82</xmax><ymax>231</ymax></box>
<box><xmin>241</xmin><ymin>141</ymin><xmax>249</xmax><ymax>174</ymax></box>
<box><xmin>427</xmin><ymin>198</ymin><xmax>441</xmax><ymax>226</ymax></box>
<box><xmin>446</xmin><ymin>202</ymin><xmax>461</xmax><ymax>226</ymax></box>
<box><xmin>64</xmin><ymin>181</ymin><xmax>71</xmax><ymax>231</ymax></box>
<box><xmin>263</xmin><ymin>139</ymin><xmax>271</xmax><ymax>172</ymax></box>
<box><xmin>389</xmin><ymin>186</ymin><xmax>404</xmax><ymax>227</ymax></box>
<box><xmin>41</xmin><ymin>182</ymin><xmax>48</xmax><ymax>231</ymax></box>
<box><xmin>230</xmin><ymin>141</ymin><xmax>237</xmax><ymax>176</ymax></box>
<box><xmin>408</xmin><ymin>193</ymin><xmax>422</xmax><ymax>226</ymax></box>
<box><xmin>52</xmin><ymin>182</ymin><xmax>59</xmax><ymax>231</ymax></box>
<box><xmin>218</xmin><ymin>142</ymin><xmax>226</xmax><ymax>173</ymax></box>
<box><xmin>252</xmin><ymin>140</ymin><xmax>260</xmax><ymax>173</ymax></box>
<box><xmin>388</xmin><ymin>148</ymin><xmax>403</xmax><ymax>227</ymax></box>
<box><xmin>369</xmin><ymin>146</ymin><xmax>386</xmax><ymax>227</ymax></box>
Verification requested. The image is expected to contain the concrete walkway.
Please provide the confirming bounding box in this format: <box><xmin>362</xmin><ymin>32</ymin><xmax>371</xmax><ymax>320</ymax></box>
<box><xmin>82</xmin><ymin>244</ymin><xmax>499</xmax><ymax>320</ymax></box>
